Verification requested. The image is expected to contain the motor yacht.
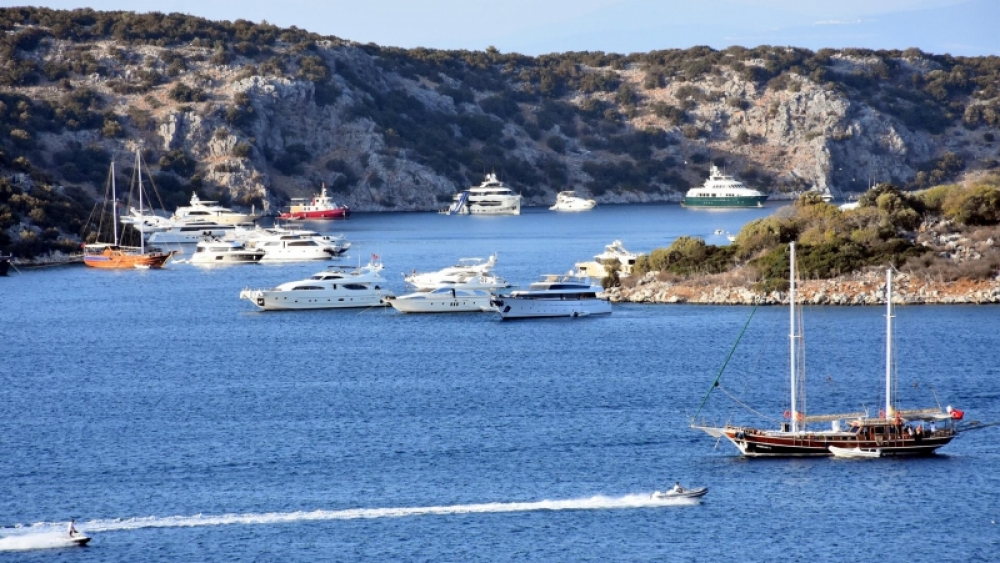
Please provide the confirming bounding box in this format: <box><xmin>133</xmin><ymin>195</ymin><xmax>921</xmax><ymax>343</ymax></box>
<box><xmin>387</xmin><ymin>287</ymin><xmax>494</xmax><ymax>314</ymax></box>
<box><xmin>146</xmin><ymin>220</ymin><xmax>245</xmax><ymax>244</ymax></box>
<box><xmin>231</xmin><ymin>225</ymin><xmax>351</xmax><ymax>256</ymax></box>
<box><xmin>239</xmin><ymin>260</ymin><xmax>394</xmax><ymax>310</ymax></box>
<box><xmin>574</xmin><ymin>239</ymin><xmax>642</xmax><ymax>280</ymax></box>
<box><xmin>171</xmin><ymin>193</ymin><xmax>259</xmax><ymax>225</ymax></box>
<box><xmin>255</xmin><ymin>235</ymin><xmax>340</xmax><ymax>262</ymax></box>
<box><xmin>490</xmin><ymin>273</ymin><xmax>611</xmax><ymax>319</ymax></box>
<box><xmin>442</xmin><ymin>173</ymin><xmax>521</xmax><ymax>215</ymax></box>
<box><xmin>682</xmin><ymin>165</ymin><xmax>768</xmax><ymax>208</ymax></box>
<box><xmin>189</xmin><ymin>240</ymin><xmax>265</xmax><ymax>265</ymax></box>
<box><xmin>549</xmin><ymin>191</ymin><xmax>596</xmax><ymax>212</ymax></box>
<box><xmin>405</xmin><ymin>254</ymin><xmax>498</xmax><ymax>289</ymax></box>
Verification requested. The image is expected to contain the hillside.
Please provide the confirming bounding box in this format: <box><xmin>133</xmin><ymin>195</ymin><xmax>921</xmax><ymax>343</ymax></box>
<box><xmin>2</xmin><ymin>7</ymin><xmax>1000</xmax><ymax>256</ymax></box>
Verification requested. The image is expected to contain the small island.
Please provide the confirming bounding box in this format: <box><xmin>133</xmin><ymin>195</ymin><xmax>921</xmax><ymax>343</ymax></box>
<box><xmin>606</xmin><ymin>179</ymin><xmax>1000</xmax><ymax>305</ymax></box>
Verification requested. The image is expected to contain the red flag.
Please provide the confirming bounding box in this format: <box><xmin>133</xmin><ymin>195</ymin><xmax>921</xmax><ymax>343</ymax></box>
<box><xmin>951</xmin><ymin>409</ymin><xmax>964</xmax><ymax>420</ymax></box>
<box><xmin>372</xmin><ymin>253</ymin><xmax>379</xmax><ymax>261</ymax></box>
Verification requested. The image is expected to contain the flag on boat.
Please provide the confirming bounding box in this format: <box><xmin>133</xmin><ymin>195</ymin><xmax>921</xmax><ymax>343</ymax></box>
<box><xmin>372</xmin><ymin>253</ymin><xmax>379</xmax><ymax>261</ymax></box>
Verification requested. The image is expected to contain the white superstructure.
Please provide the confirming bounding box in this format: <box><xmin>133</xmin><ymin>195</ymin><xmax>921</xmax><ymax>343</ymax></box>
<box><xmin>146</xmin><ymin>220</ymin><xmax>244</xmax><ymax>244</ymax></box>
<box><xmin>574</xmin><ymin>239</ymin><xmax>641</xmax><ymax>279</ymax></box>
<box><xmin>444</xmin><ymin>174</ymin><xmax>521</xmax><ymax>215</ymax></box>
<box><xmin>388</xmin><ymin>287</ymin><xmax>494</xmax><ymax>314</ymax></box>
<box><xmin>190</xmin><ymin>240</ymin><xmax>265</xmax><ymax>265</ymax></box>
<box><xmin>549</xmin><ymin>191</ymin><xmax>596</xmax><ymax>212</ymax></box>
<box><xmin>490</xmin><ymin>274</ymin><xmax>611</xmax><ymax>320</ymax></box>
<box><xmin>405</xmin><ymin>254</ymin><xmax>498</xmax><ymax>289</ymax></box>
<box><xmin>172</xmin><ymin>193</ymin><xmax>258</xmax><ymax>225</ymax></box>
<box><xmin>239</xmin><ymin>261</ymin><xmax>394</xmax><ymax>310</ymax></box>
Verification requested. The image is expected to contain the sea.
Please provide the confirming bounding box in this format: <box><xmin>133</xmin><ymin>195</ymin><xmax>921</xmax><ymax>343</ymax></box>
<box><xmin>2</xmin><ymin>203</ymin><xmax>998</xmax><ymax>562</ymax></box>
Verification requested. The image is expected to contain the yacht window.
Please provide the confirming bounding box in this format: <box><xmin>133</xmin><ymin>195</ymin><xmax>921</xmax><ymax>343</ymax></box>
<box><xmin>289</xmin><ymin>241</ymin><xmax>317</xmax><ymax>247</ymax></box>
<box><xmin>342</xmin><ymin>284</ymin><xmax>367</xmax><ymax>290</ymax></box>
<box><xmin>292</xmin><ymin>285</ymin><xmax>323</xmax><ymax>291</ymax></box>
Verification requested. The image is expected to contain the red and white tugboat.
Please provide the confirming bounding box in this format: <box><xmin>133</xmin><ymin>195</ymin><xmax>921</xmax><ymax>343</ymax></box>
<box><xmin>280</xmin><ymin>184</ymin><xmax>350</xmax><ymax>220</ymax></box>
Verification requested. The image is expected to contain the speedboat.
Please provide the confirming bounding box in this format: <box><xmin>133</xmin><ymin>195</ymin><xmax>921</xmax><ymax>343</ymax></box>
<box><xmin>442</xmin><ymin>173</ymin><xmax>521</xmax><ymax>215</ymax></box>
<box><xmin>405</xmin><ymin>254</ymin><xmax>498</xmax><ymax>289</ymax></box>
<box><xmin>490</xmin><ymin>274</ymin><xmax>611</xmax><ymax>320</ymax></box>
<box><xmin>171</xmin><ymin>193</ymin><xmax>258</xmax><ymax>225</ymax></box>
<box><xmin>828</xmin><ymin>445</ymin><xmax>883</xmax><ymax>458</ymax></box>
<box><xmin>190</xmin><ymin>240</ymin><xmax>265</xmax><ymax>265</ymax></box>
<box><xmin>549</xmin><ymin>191</ymin><xmax>596</xmax><ymax>212</ymax></box>
<box><xmin>574</xmin><ymin>240</ymin><xmax>641</xmax><ymax>280</ymax></box>
<box><xmin>279</xmin><ymin>184</ymin><xmax>350</xmax><ymax>220</ymax></box>
<box><xmin>651</xmin><ymin>487</ymin><xmax>708</xmax><ymax>500</ymax></box>
<box><xmin>388</xmin><ymin>287</ymin><xmax>494</xmax><ymax>313</ymax></box>
<box><xmin>682</xmin><ymin>165</ymin><xmax>768</xmax><ymax>208</ymax></box>
<box><xmin>239</xmin><ymin>260</ymin><xmax>394</xmax><ymax>310</ymax></box>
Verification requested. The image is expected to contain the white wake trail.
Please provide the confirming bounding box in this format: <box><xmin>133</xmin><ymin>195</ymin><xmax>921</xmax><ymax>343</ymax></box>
<box><xmin>1</xmin><ymin>493</ymin><xmax>697</xmax><ymax>549</ymax></box>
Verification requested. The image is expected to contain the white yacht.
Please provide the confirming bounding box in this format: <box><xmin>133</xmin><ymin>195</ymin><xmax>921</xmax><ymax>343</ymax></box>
<box><xmin>388</xmin><ymin>287</ymin><xmax>494</xmax><ymax>314</ymax></box>
<box><xmin>574</xmin><ymin>239</ymin><xmax>642</xmax><ymax>280</ymax></box>
<box><xmin>490</xmin><ymin>274</ymin><xmax>611</xmax><ymax>320</ymax></box>
<box><xmin>682</xmin><ymin>166</ymin><xmax>768</xmax><ymax>208</ymax></box>
<box><xmin>549</xmin><ymin>191</ymin><xmax>596</xmax><ymax>212</ymax></box>
<box><xmin>405</xmin><ymin>254</ymin><xmax>498</xmax><ymax>289</ymax></box>
<box><xmin>190</xmin><ymin>240</ymin><xmax>265</xmax><ymax>265</ymax></box>
<box><xmin>255</xmin><ymin>235</ymin><xmax>339</xmax><ymax>262</ymax></box>
<box><xmin>231</xmin><ymin>225</ymin><xmax>351</xmax><ymax>256</ymax></box>
<box><xmin>172</xmin><ymin>193</ymin><xmax>259</xmax><ymax>225</ymax></box>
<box><xmin>119</xmin><ymin>207</ymin><xmax>173</xmax><ymax>235</ymax></box>
<box><xmin>146</xmin><ymin>220</ymin><xmax>244</xmax><ymax>244</ymax></box>
<box><xmin>443</xmin><ymin>174</ymin><xmax>521</xmax><ymax>215</ymax></box>
<box><xmin>239</xmin><ymin>261</ymin><xmax>394</xmax><ymax>311</ymax></box>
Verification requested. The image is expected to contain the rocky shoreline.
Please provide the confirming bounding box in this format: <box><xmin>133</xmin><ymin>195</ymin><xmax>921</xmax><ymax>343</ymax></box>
<box><xmin>606</xmin><ymin>269</ymin><xmax>1000</xmax><ymax>305</ymax></box>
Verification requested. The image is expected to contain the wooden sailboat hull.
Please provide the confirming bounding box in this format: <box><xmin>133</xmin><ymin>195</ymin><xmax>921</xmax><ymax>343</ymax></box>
<box><xmin>84</xmin><ymin>248</ymin><xmax>173</xmax><ymax>269</ymax></box>
<box><xmin>720</xmin><ymin>427</ymin><xmax>955</xmax><ymax>457</ymax></box>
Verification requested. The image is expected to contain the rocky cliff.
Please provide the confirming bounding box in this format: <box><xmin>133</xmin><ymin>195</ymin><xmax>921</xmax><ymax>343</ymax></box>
<box><xmin>2</xmin><ymin>9</ymin><xmax>999</xmax><ymax>247</ymax></box>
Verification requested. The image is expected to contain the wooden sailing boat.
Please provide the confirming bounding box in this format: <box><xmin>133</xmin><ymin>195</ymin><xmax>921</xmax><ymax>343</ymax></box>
<box><xmin>84</xmin><ymin>151</ymin><xmax>174</xmax><ymax>269</ymax></box>
<box><xmin>692</xmin><ymin>242</ymin><xmax>962</xmax><ymax>457</ymax></box>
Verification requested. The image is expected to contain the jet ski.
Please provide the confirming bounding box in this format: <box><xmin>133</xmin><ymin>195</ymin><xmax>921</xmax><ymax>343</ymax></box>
<box><xmin>651</xmin><ymin>487</ymin><xmax>708</xmax><ymax>499</ymax></box>
<box><xmin>69</xmin><ymin>532</ymin><xmax>91</xmax><ymax>546</ymax></box>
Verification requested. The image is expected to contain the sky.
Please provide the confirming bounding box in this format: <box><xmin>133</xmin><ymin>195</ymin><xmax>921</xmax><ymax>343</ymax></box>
<box><xmin>16</xmin><ymin>0</ymin><xmax>999</xmax><ymax>57</ymax></box>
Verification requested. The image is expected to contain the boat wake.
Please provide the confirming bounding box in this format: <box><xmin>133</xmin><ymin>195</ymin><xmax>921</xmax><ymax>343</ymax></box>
<box><xmin>1</xmin><ymin>493</ymin><xmax>696</xmax><ymax>549</ymax></box>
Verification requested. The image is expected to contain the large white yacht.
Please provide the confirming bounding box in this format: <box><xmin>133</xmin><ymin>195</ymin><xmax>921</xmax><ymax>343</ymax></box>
<box><xmin>172</xmin><ymin>193</ymin><xmax>259</xmax><ymax>225</ymax></box>
<box><xmin>239</xmin><ymin>260</ymin><xmax>394</xmax><ymax>310</ymax></box>
<box><xmin>574</xmin><ymin>239</ymin><xmax>642</xmax><ymax>280</ymax></box>
<box><xmin>490</xmin><ymin>274</ymin><xmax>611</xmax><ymax>320</ymax></box>
<box><xmin>146</xmin><ymin>220</ymin><xmax>245</xmax><ymax>244</ymax></box>
<box><xmin>190</xmin><ymin>240</ymin><xmax>265</xmax><ymax>265</ymax></box>
<box><xmin>549</xmin><ymin>191</ymin><xmax>596</xmax><ymax>212</ymax></box>
<box><xmin>443</xmin><ymin>174</ymin><xmax>521</xmax><ymax>215</ymax></box>
<box><xmin>405</xmin><ymin>254</ymin><xmax>498</xmax><ymax>289</ymax></box>
<box><xmin>255</xmin><ymin>235</ymin><xmax>340</xmax><ymax>262</ymax></box>
<box><xmin>682</xmin><ymin>166</ymin><xmax>768</xmax><ymax>208</ymax></box>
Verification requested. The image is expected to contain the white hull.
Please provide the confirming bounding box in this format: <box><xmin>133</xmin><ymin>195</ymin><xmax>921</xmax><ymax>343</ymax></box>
<box><xmin>828</xmin><ymin>445</ymin><xmax>882</xmax><ymax>458</ymax></box>
<box><xmin>191</xmin><ymin>253</ymin><xmax>263</xmax><ymax>264</ymax></box>
<box><xmin>492</xmin><ymin>297</ymin><xmax>612</xmax><ymax>319</ymax></box>
<box><xmin>148</xmin><ymin>227</ymin><xmax>233</xmax><ymax>244</ymax></box>
<box><xmin>240</xmin><ymin>290</ymin><xmax>390</xmax><ymax>310</ymax></box>
<box><xmin>468</xmin><ymin>202</ymin><xmax>521</xmax><ymax>215</ymax></box>
<box><xmin>389</xmin><ymin>290</ymin><xmax>493</xmax><ymax>313</ymax></box>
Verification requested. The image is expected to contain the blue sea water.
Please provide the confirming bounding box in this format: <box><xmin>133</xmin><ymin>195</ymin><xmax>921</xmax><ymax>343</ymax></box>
<box><xmin>2</xmin><ymin>203</ymin><xmax>999</xmax><ymax>562</ymax></box>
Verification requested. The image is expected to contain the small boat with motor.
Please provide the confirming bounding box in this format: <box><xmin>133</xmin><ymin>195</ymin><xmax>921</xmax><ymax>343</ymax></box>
<box><xmin>828</xmin><ymin>445</ymin><xmax>883</xmax><ymax>459</ymax></box>
<box><xmin>279</xmin><ymin>184</ymin><xmax>350</xmax><ymax>220</ymax></box>
<box><xmin>69</xmin><ymin>533</ymin><xmax>91</xmax><ymax>546</ymax></box>
<box><xmin>549</xmin><ymin>191</ymin><xmax>596</xmax><ymax>212</ymax></box>
<box><xmin>650</xmin><ymin>486</ymin><xmax>708</xmax><ymax>500</ymax></box>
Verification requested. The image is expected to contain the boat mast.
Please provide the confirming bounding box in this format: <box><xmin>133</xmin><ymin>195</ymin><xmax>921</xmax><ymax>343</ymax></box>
<box><xmin>136</xmin><ymin>149</ymin><xmax>144</xmax><ymax>254</ymax></box>
<box><xmin>111</xmin><ymin>161</ymin><xmax>119</xmax><ymax>245</ymax></box>
<box><xmin>790</xmin><ymin>242</ymin><xmax>798</xmax><ymax>432</ymax></box>
<box><xmin>885</xmin><ymin>268</ymin><xmax>893</xmax><ymax>419</ymax></box>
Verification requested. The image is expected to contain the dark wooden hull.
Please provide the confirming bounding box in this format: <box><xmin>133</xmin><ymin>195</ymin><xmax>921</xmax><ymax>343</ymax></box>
<box><xmin>722</xmin><ymin>427</ymin><xmax>954</xmax><ymax>457</ymax></box>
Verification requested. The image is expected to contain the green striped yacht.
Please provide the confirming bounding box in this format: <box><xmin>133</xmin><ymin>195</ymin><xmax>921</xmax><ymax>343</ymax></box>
<box><xmin>682</xmin><ymin>166</ymin><xmax>768</xmax><ymax>208</ymax></box>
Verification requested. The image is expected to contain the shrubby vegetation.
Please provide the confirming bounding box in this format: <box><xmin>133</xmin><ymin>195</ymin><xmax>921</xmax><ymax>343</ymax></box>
<box><xmin>631</xmin><ymin>179</ymin><xmax>1000</xmax><ymax>291</ymax></box>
